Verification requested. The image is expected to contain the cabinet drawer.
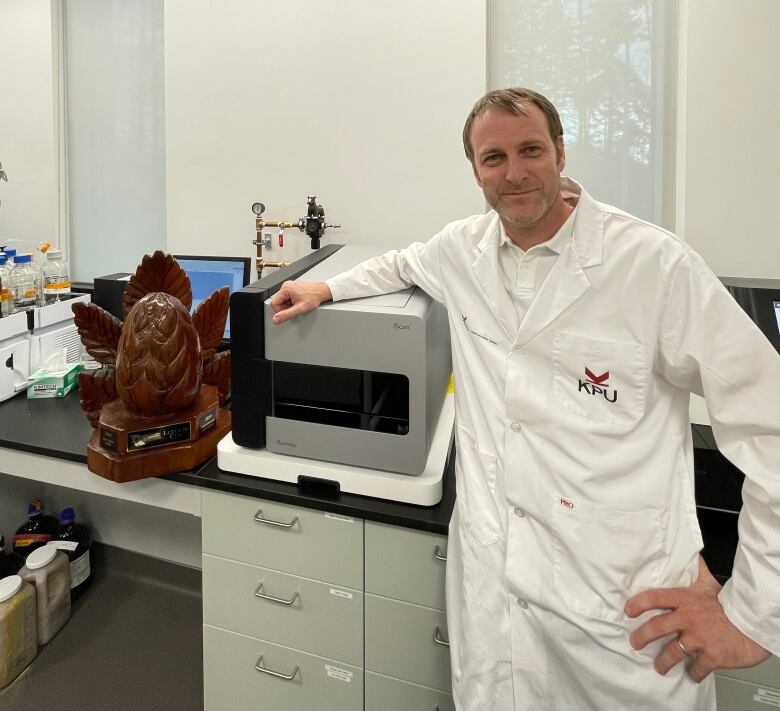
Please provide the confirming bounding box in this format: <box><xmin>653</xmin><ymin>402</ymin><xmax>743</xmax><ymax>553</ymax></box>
<box><xmin>365</xmin><ymin>594</ymin><xmax>452</xmax><ymax>692</ymax></box>
<box><xmin>366</xmin><ymin>671</ymin><xmax>456</xmax><ymax>711</ymax></box>
<box><xmin>202</xmin><ymin>490</ymin><xmax>363</xmax><ymax>588</ymax></box>
<box><xmin>203</xmin><ymin>624</ymin><xmax>363</xmax><ymax>711</ymax></box>
<box><xmin>203</xmin><ymin>554</ymin><xmax>363</xmax><ymax>666</ymax></box>
<box><xmin>366</xmin><ymin>521</ymin><xmax>447</xmax><ymax>609</ymax></box>
<box><xmin>715</xmin><ymin>655</ymin><xmax>779</xmax><ymax>686</ymax></box>
<box><xmin>715</xmin><ymin>675</ymin><xmax>780</xmax><ymax>711</ymax></box>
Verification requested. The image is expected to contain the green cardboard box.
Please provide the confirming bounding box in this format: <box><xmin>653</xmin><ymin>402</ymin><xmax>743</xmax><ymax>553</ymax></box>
<box><xmin>27</xmin><ymin>362</ymin><xmax>80</xmax><ymax>399</ymax></box>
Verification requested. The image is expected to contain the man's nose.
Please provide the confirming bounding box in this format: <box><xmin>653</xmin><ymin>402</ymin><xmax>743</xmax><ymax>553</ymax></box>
<box><xmin>504</xmin><ymin>155</ymin><xmax>528</xmax><ymax>184</ymax></box>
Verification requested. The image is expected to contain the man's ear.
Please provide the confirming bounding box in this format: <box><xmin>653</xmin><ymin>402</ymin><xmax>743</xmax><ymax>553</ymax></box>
<box><xmin>556</xmin><ymin>137</ymin><xmax>566</xmax><ymax>172</ymax></box>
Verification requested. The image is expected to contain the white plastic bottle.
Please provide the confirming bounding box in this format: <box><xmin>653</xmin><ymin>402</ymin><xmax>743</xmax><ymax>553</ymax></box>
<box><xmin>42</xmin><ymin>249</ymin><xmax>71</xmax><ymax>305</ymax></box>
<box><xmin>0</xmin><ymin>575</ymin><xmax>37</xmax><ymax>689</ymax></box>
<box><xmin>19</xmin><ymin>546</ymin><xmax>71</xmax><ymax>645</ymax></box>
<box><xmin>10</xmin><ymin>253</ymin><xmax>38</xmax><ymax>312</ymax></box>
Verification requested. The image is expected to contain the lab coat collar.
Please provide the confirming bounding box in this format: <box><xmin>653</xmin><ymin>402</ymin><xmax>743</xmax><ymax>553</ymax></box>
<box><xmin>563</xmin><ymin>177</ymin><xmax>604</xmax><ymax>268</ymax></box>
<box><xmin>471</xmin><ymin>177</ymin><xmax>604</xmax><ymax>345</ymax></box>
<box><xmin>471</xmin><ymin>215</ymin><xmax>520</xmax><ymax>342</ymax></box>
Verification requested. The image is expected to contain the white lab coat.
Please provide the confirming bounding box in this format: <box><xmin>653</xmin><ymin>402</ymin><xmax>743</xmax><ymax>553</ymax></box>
<box><xmin>326</xmin><ymin>179</ymin><xmax>780</xmax><ymax>710</ymax></box>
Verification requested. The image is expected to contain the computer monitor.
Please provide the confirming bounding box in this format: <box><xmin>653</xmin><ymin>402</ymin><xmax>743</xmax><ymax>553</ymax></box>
<box><xmin>173</xmin><ymin>255</ymin><xmax>251</xmax><ymax>342</ymax></box>
<box><xmin>774</xmin><ymin>300</ymin><xmax>780</xmax><ymax>336</ymax></box>
<box><xmin>721</xmin><ymin>277</ymin><xmax>780</xmax><ymax>355</ymax></box>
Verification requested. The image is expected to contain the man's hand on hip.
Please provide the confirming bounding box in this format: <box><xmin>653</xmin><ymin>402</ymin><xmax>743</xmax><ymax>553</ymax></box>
<box><xmin>270</xmin><ymin>281</ymin><xmax>332</xmax><ymax>324</ymax></box>
<box><xmin>624</xmin><ymin>556</ymin><xmax>770</xmax><ymax>682</ymax></box>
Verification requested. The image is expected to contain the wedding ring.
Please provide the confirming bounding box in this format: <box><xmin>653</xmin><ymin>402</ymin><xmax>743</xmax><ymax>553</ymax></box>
<box><xmin>677</xmin><ymin>637</ymin><xmax>692</xmax><ymax>657</ymax></box>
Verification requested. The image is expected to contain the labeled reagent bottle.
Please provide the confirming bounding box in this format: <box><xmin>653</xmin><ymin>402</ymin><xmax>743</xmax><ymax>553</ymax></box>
<box><xmin>52</xmin><ymin>507</ymin><xmax>92</xmax><ymax>600</ymax></box>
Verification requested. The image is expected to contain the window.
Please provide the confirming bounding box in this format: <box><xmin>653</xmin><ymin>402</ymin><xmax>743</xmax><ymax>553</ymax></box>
<box><xmin>64</xmin><ymin>0</ymin><xmax>166</xmax><ymax>282</ymax></box>
<box><xmin>490</xmin><ymin>0</ymin><xmax>677</xmax><ymax>226</ymax></box>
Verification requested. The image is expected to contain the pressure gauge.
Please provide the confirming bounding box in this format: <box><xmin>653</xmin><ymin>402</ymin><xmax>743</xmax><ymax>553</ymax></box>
<box><xmin>251</xmin><ymin>202</ymin><xmax>265</xmax><ymax>216</ymax></box>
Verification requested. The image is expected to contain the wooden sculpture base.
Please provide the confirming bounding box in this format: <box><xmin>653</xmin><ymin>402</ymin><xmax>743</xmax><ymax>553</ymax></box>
<box><xmin>87</xmin><ymin>385</ymin><xmax>232</xmax><ymax>483</ymax></box>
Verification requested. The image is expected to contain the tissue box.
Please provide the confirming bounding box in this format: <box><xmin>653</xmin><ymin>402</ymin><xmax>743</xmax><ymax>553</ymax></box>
<box><xmin>27</xmin><ymin>363</ymin><xmax>80</xmax><ymax>399</ymax></box>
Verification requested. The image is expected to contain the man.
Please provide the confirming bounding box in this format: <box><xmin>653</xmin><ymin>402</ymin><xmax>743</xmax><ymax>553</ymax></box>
<box><xmin>270</xmin><ymin>88</ymin><xmax>779</xmax><ymax>710</ymax></box>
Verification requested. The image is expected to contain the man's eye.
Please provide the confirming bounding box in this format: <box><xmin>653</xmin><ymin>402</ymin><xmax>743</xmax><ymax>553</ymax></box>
<box><xmin>524</xmin><ymin>146</ymin><xmax>542</xmax><ymax>155</ymax></box>
<box><xmin>482</xmin><ymin>154</ymin><xmax>502</xmax><ymax>165</ymax></box>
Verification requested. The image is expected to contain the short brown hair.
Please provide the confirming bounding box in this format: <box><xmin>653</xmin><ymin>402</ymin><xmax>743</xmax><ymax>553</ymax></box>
<box><xmin>463</xmin><ymin>88</ymin><xmax>564</xmax><ymax>164</ymax></box>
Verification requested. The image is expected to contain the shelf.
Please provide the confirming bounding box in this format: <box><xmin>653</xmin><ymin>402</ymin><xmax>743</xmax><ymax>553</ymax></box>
<box><xmin>0</xmin><ymin>445</ymin><xmax>202</xmax><ymax>515</ymax></box>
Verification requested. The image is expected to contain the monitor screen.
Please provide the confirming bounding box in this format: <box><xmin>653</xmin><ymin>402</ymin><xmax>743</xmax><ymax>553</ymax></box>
<box><xmin>775</xmin><ymin>300</ymin><xmax>780</xmax><ymax>336</ymax></box>
<box><xmin>173</xmin><ymin>255</ymin><xmax>251</xmax><ymax>341</ymax></box>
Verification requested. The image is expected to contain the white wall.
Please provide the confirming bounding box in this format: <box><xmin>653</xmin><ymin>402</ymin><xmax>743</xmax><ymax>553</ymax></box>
<box><xmin>164</xmin><ymin>0</ymin><xmax>487</xmax><ymax>266</ymax></box>
<box><xmin>679</xmin><ymin>0</ymin><xmax>780</xmax><ymax>278</ymax></box>
<box><xmin>0</xmin><ymin>0</ymin><xmax>58</xmax><ymax>253</ymax></box>
<box><xmin>2</xmin><ymin>2</ymin><xmax>780</xmax><ymax>280</ymax></box>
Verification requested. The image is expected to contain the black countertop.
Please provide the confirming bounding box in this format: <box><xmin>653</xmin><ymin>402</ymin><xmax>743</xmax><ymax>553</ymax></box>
<box><xmin>0</xmin><ymin>389</ymin><xmax>456</xmax><ymax>535</ymax></box>
<box><xmin>0</xmin><ymin>388</ymin><xmax>728</xmax><ymax>538</ymax></box>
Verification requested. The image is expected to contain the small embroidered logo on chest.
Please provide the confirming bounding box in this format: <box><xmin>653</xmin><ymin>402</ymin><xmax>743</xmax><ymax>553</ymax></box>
<box><xmin>560</xmin><ymin>498</ymin><xmax>574</xmax><ymax>509</ymax></box>
<box><xmin>460</xmin><ymin>313</ymin><xmax>497</xmax><ymax>345</ymax></box>
<box><xmin>578</xmin><ymin>367</ymin><xmax>618</xmax><ymax>403</ymax></box>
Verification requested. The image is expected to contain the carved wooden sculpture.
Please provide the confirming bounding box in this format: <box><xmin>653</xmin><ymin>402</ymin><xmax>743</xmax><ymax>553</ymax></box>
<box><xmin>73</xmin><ymin>251</ymin><xmax>232</xmax><ymax>482</ymax></box>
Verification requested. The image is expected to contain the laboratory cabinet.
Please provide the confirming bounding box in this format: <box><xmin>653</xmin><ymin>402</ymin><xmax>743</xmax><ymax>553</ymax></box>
<box><xmin>715</xmin><ymin>657</ymin><xmax>780</xmax><ymax>711</ymax></box>
<box><xmin>200</xmin><ymin>489</ymin><xmax>455</xmax><ymax>711</ymax></box>
<box><xmin>203</xmin><ymin>624</ymin><xmax>364</xmax><ymax>711</ymax></box>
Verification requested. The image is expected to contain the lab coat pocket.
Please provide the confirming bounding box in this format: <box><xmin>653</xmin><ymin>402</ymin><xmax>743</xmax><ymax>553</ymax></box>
<box><xmin>455</xmin><ymin>426</ymin><xmax>501</xmax><ymax>547</ymax></box>
<box><xmin>552</xmin><ymin>332</ymin><xmax>645</xmax><ymax>427</ymax></box>
<box><xmin>552</xmin><ymin>499</ymin><xmax>664</xmax><ymax>621</ymax></box>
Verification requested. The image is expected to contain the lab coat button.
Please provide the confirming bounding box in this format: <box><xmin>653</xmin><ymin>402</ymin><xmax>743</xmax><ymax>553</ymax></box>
<box><xmin>511</xmin><ymin>422</ymin><xmax>521</xmax><ymax>433</ymax></box>
<box><xmin>517</xmin><ymin>598</ymin><xmax>528</xmax><ymax>609</ymax></box>
<box><xmin>513</xmin><ymin>507</ymin><xmax>525</xmax><ymax>519</ymax></box>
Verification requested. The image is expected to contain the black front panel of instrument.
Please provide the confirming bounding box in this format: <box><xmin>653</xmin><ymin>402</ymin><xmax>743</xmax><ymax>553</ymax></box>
<box><xmin>273</xmin><ymin>362</ymin><xmax>410</xmax><ymax>435</ymax></box>
<box><xmin>229</xmin><ymin>244</ymin><xmax>344</xmax><ymax>449</ymax></box>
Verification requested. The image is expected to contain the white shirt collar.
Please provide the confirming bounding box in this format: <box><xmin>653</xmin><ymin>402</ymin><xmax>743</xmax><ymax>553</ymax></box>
<box><xmin>498</xmin><ymin>198</ymin><xmax>579</xmax><ymax>256</ymax></box>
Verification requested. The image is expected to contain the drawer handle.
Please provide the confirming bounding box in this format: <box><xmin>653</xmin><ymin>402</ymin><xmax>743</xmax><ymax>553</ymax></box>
<box><xmin>255</xmin><ymin>582</ymin><xmax>300</xmax><ymax>606</ymax></box>
<box><xmin>254</xmin><ymin>509</ymin><xmax>299</xmax><ymax>528</ymax></box>
<box><xmin>433</xmin><ymin>626</ymin><xmax>450</xmax><ymax>647</ymax></box>
<box><xmin>255</xmin><ymin>655</ymin><xmax>300</xmax><ymax>680</ymax></box>
<box><xmin>434</xmin><ymin>545</ymin><xmax>447</xmax><ymax>562</ymax></box>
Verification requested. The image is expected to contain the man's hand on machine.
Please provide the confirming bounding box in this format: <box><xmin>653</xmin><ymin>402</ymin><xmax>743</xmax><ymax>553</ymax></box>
<box><xmin>625</xmin><ymin>555</ymin><xmax>770</xmax><ymax>682</ymax></box>
<box><xmin>270</xmin><ymin>281</ymin><xmax>332</xmax><ymax>324</ymax></box>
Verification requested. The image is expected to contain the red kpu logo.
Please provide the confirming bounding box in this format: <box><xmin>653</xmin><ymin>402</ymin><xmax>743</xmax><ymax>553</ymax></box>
<box><xmin>578</xmin><ymin>366</ymin><xmax>618</xmax><ymax>403</ymax></box>
<box><xmin>584</xmin><ymin>368</ymin><xmax>609</xmax><ymax>386</ymax></box>
<box><xmin>560</xmin><ymin>498</ymin><xmax>574</xmax><ymax>509</ymax></box>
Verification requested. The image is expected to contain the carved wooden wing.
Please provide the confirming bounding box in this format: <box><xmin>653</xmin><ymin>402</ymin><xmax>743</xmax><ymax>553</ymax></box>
<box><xmin>72</xmin><ymin>302</ymin><xmax>122</xmax><ymax>366</ymax></box>
<box><xmin>123</xmin><ymin>251</ymin><xmax>192</xmax><ymax>317</ymax></box>
<box><xmin>78</xmin><ymin>367</ymin><xmax>117</xmax><ymax>427</ymax></box>
<box><xmin>202</xmin><ymin>351</ymin><xmax>231</xmax><ymax>407</ymax></box>
<box><xmin>193</xmin><ymin>287</ymin><xmax>230</xmax><ymax>360</ymax></box>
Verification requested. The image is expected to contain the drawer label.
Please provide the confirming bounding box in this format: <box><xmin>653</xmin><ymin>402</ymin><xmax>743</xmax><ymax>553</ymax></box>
<box><xmin>329</xmin><ymin>588</ymin><xmax>353</xmax><ymax>600</ymax></box>
<box><xmin>325</xmin><ymin>513</ymin><xmax>354</xmax><ymax>523</ymax></box>
<box><xmin>755</xmin><ymin>688</ymin><xmax>780</xmax><ymax>708</ymax></box>
<box><xmin>325</xmin><ymin>664</ymin><xmax>353</xmax><ymax>683</ymax></box>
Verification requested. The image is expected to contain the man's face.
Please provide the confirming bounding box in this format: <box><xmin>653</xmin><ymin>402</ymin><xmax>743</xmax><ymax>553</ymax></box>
<box><xmin>469</xmin><ymin>106</ymin><xmax>565</xmax><ymax>236</ymax></box>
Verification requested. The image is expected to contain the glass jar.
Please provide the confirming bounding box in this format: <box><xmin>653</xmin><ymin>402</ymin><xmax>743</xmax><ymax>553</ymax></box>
<box><xmin>42</xmin><ymin>249</ymin><xmax>71</xmax><ymax>305</ymax></box>
<box><xmin>10</xmin><ymin>254</ymin><xmax>37</xmax><ymax>312</ymax></box>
